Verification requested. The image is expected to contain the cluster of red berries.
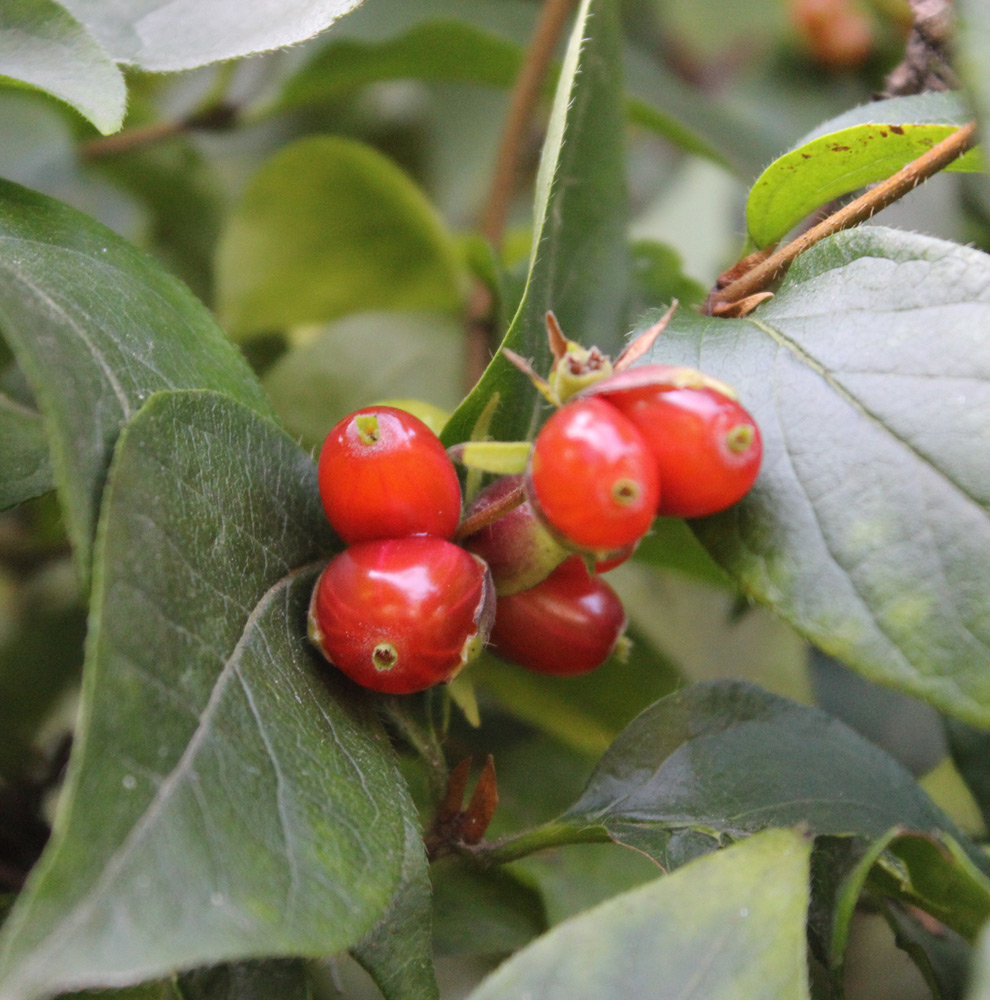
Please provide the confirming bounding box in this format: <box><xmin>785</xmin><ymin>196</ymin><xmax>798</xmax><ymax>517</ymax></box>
<box><xmin>307</xmin><ymin>316</ymin><xmax>762</xmax><ymax>695</ymax></box>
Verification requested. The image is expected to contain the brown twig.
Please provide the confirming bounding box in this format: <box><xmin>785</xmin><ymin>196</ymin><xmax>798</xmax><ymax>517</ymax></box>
<box><xmin>465</xmin><ymin>0</ymin><xmax>579</xmax><ymax>388</ymax></box>
<box><xmin>704</xmin><ymin>120</ymin><xmax>979</xmax><ymax>315</ymax></box>
<box><xmin>79</xmin><ymin>103</ymin><xmax>239</xmax><ymax>161</ymax></box>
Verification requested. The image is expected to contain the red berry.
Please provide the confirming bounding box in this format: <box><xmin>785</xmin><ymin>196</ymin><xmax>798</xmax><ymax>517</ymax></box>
<box><xmin>308</xmin><ymin>537</ymin><xmax>494</xmax><ymax>694</ymax></box>
<box><xmin>318</xmin><ymin>406</ymin><xmax>461</xmax><ymax>544</ymax></box>
<box><xmin>526</xmin><ymin>397</ymin><xmax>659</xmax><ymax>557</ymax></box>
<box><xmin>489</xmin><ymin>557</ymin><xmax>626</xmax><ymax>676</ymax></box>
<box><xmin>599</xmin><ymin>384</ymin><xmax>762</xmax><ymax>518</ymax></box>
<box><xmin>461</xmin><ymin>475</ymin><xmax>569</xmax><ymax>595</ymax></box>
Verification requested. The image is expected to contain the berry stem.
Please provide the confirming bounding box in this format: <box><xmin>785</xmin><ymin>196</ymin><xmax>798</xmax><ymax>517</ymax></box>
<box><xmin>703</xmin><ymin>120</ymin><xmax>978</xmax><ymax>315</ymax></box>
<box><xmin>454</xmin><ymin>477</ymin><xmax>527</xmax><ymax>540</ymax></box>
<box><xmin>379</xmin><ymin>697</ymin><xmax>449</xmax><ymax>803</ymax></box>
<box><xmin>461</xmin><ymin>820</ymin><xmax>613</xmax><ymax>866</ymax></box>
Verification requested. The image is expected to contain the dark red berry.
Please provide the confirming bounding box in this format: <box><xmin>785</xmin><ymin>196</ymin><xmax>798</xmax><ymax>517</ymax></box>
<box><xmin>318</xmin><ymin>406</ymin><xmax>461</xmax><ymax>544</ymax></box>
<box><xmin>526</xmin><ymin>397</ymin><xmax>659</xmax><ymax>557</ymax></box>
<box><xmin>461</xmin><ymin>475</ymin><xmax>569</xmax><ymax>595</ymax></box>
<box><xmin>489</xmin><ymin>556</ymin><xmax>626</xmax><ymax>676</ymax></box>
<box><xmin>599</xmin><ymin>384</ymin><xmax>762</xmax><ymax>518</ymax></box>
<box><xmin>308</xmin><ymin>537</ymin><xmax>494</xmax><ymax>694</ymax></box>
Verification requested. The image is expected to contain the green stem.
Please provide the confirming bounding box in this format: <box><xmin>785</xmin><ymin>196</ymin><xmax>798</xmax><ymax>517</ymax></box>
<box><xmin>379</xmin><ymin>697</ymin><xmax>449</xmax><ymax>803</ymax></box>
<box><xmin>467</xmin><ymin>820</ymin><xmax>611</xmax><ymax>866</ymax></box>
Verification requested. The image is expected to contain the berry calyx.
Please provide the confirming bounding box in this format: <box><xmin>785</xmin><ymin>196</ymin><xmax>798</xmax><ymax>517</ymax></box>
<box><xmin>318</xmin><ymin>405</ymin><xmax>462</xmax><ymax>544</ymax></box>
<box><xmin>460</xmin><ymin>475</ymin><xmax>570</xmax><ymax>595</ymax></box>
<box><xmin>308</xmin><ymin>537</ymin><xmax>495</xmax><ymax>694</ymax></box>
<box><xmin>489</xmin><ymin>556</ymin><xmax>627</xmax><ymax>676</ymax></box>
<box><xmin>598</xmin><ymin>383</ymin><xmax>762</xmax><ymax>518</ymax></box>
<box><xmin>526</xmin><ymin>397</ymin><xmax>660</xmax><ymax>558</ymax></box>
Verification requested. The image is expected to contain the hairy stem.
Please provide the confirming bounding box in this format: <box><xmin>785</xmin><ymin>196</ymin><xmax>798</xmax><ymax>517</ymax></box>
<box><xmin>704</xmin><ymin>120</ymin><xmax>978</xmax><ymax>314</ymax></box>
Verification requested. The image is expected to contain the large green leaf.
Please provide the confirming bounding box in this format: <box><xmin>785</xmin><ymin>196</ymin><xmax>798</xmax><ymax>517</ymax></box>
<box><xmin>56</xmin><ymin>0</ymin><xmax>365</xmax><ymax>71</ymax></box>
<box><xmin>442</xmin><ymin>0</ymin><xmax>630</xmax><ymax>448</ymax></box>
<box><xmin>466</xmin><ymin>828</ymin><xmax>811</xmax><ymax>1000</ymax></box>
<box><xmin>0</xmin><ymin>392</ymin><xmax>406</xmax><ymax>1000</ymax></box>
<box><xmin>558</xmin><ymin>682</ymin><xmax>984</xmax><ymax>873</ymax></box>
<box><xmin>642</xmin><ymin>226</ymin><xmax>990</xmax><ymax>726</ymax></box>
<box><xmin>747</xmin><ymin>92</ymin><xmax>980</xmax><ymax>247</ymax></box>
<box><xmin>0</xmin><ymin>180</ymin><xmax>271</xmax><ymax>581</ymax></box>
<box><xmin>216</xmin><ymin>138</ymin><xmax>466</xmax><ymax>340</ymax></box>
<box><xmin>0</xmin><ymin>0</ymin><xmax>125</xmax><ymax>134</ymax></box>
<box><xmin>0</xmin><ymin>393</ymin><xmax>52</xmax><ymax>511</ymax></box>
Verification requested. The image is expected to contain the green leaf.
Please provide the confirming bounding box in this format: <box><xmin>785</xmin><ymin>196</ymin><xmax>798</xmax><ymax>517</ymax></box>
<box><xmin>0</xmin><ymin>392</ymin><xmax>406</xmax><ymax>1000</ymax></box>
<box><xmin>0</xmin><ymin>180</ymin><xmax>272</xmax><ymax>581</ymax></box>
<box><xmin>869</xmin><ymin>831</ymin><xmax>990</xmax><ymax>942</ymax></box>
<box><xmin>466</xmin><ymin>828</ymin><xmax>812</xmax><ymax>1000</ymax></box>
<box><xmin>559</xmin><ymin>681</ymin><xmax>984</xmax><ymax>873</ymax></box>
<box><xmin>810</xmin><ymin>832</ymin><xmax>976</xmax><ymax>999</ymax></box>
<box><xmin>0</xmin><ymin>0</ymin><xmax>125</xmax><ymax>134</ymax></box>
<box><xmin>641</xmin><ymin>227</ymin><xmax>990</xmax><ymax>726</ymax></box>
<box><xmin>351</xmin><ymin>803</ymin><xmax>438</xmax><ymax>1000</ymax></box>
<box><xmin>262</xmin><ymin>312</ymin><xmax>464</xmax><ymax>451</ymax></box>
<box><xmin>0</xmin><ymin>393</ymin><xmax>52</xmax><ymax>511</ymax></box>
<box><xmin>442</xmin><ymin>0</ymin><xmax>631</xmax><ymax>448</ymax></box>
<box><xmin>216</xmin><ymin>138</ymin><xmax>465</xmax><ymax>340</ymax></box>
<box><xmin>747</xmin><ymin>93</ymin><xmax>981</xmax><ymax>247</ymax></box>
<box><xmin>56</xmin><ymin>0</ymin><xmax>366</xmax><ymax>71</ymax></box>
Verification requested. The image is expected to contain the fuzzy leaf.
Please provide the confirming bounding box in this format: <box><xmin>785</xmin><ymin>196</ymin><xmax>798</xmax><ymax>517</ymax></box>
<box><xmin>560</xmin><ymin>682</ymin><xmax>985</xmax><ymax>874</ymax></box>
<box><xmin>644</xmin><ymin>226</ymin><xmax>990</xmax><ymax>725</ymax></box>
<box><xmin>57</xmin><ymin>0</ymin><xmax>366</xmax><ymax>71</ymax></box>
<box><xmin>0</xmin><ymin>180</ymin><xmax>271</xmax><ymax>580</ymax></box>
<box><xmin>0</xmin><ymin>392</ymin><xmax>405</xmax><ymax>1000</ymax></box>
<box><xmin>0</xmin><ymin>0</ymin><xmax>125</xmax><ymax>134</ymax></box>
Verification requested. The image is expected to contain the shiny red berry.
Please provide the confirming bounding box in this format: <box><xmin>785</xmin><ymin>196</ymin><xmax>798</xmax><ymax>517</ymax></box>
<box><xmin>308</xmin><ymin>537</ymin><xmax>494</xmax><ymax>694</ymax></box>
<box><xmin>526</xmin><ymin>397</ymin><xmax>659</xmax><ymax>558</ymax></box>
<box><xmin>318</xmin><ymin>406</ymin><xmax>461</xmax><ymax>544</ymax></box>
<box><xmin>489</xmin><ymin>556</ymin><xmax>626</xmax><ymax>676</ymax></box>
<box><xmin>599</xmin><ymin>384</ymin><xmax>762</xmax><ymax>518</ymax></box>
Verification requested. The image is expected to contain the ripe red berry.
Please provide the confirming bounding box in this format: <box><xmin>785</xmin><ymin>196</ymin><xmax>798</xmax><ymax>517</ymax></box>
<box><xmin>598</xmin><ymin>384</ymin><xmax>762</xmax><ymax>518</ymax></box>
<box><xmin>318</xmin><ymin>406</ymin><xmax>461</xmax><ymax>544</ymax></box>
<box><xmin>308</xmin><ymin>537</ymin><xmax>494</xmax><ymax>694</ymax></box>
<box><xmin>489</xmin><ymin>556</ymin><xmax>626</xmax><ymax>676</ymax></box>
<box><xmin>526</xmin><ymin>397</ymin><xmax>659</xmax><ymax>558</ymax></box>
